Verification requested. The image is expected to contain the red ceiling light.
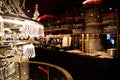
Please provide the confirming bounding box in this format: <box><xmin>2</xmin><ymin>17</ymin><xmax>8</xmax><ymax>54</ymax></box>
<box><xmin>83</xmin><ymin>0</ymin><xmax>102</xmax><ymax>5</ymax></box>
<box><xmin>39</xmin><ymin>14</ymin><xmax>55</xmax><ymax>21</ymax></box>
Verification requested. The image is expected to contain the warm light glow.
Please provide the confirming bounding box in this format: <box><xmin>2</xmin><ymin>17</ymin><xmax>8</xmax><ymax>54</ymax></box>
<box><xmin>27</xmin><ymin>10</ymin><xmax>30</xmax><ymax>12</ymax></box>
<box><xmin>109</xmin><ymin>7</ymin><xmax>112</xmax><ymax>10</ymax></box>
<box><xmin>4</xmin><ymin>28</ymin><xmax>12</xmax><ymax>33</ymax></box>
<box><xmin>3</xmin><ymin>19</ymin><xmax>24</xmax><ymax>25</ymax></box>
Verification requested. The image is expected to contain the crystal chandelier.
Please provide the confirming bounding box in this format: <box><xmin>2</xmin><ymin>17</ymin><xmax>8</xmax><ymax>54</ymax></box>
<box><xmin>0</xmin><ymin>1</ymin><xmax>42</xmax><ymax>79</ymax></box>
<box><xmin>0</xmin><ymin>0</ymin><xmax>44</xmax><ymax>58</ymax></box>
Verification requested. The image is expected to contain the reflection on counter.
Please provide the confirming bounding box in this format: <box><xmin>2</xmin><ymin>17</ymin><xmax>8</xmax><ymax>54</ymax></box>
<box><xmin>66</xmin><ymin>49</ymin><xmax>113</xmax><ymax>58</ymax></box>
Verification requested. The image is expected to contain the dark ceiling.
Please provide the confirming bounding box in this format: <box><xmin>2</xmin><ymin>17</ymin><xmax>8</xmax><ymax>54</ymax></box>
<box><xmin>23</xmin><ymin>0</ymin><xmax>119</xmax><ymax>18</ymax></box>
<box><xmin>24</xmin><ymin>0</ymin><xmax>83</xmax><ymax>17</ymax></box>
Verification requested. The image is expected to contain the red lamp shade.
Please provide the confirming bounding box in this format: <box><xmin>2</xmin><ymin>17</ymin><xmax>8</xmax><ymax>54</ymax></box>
<box><xmin>39</xmin><ymin>14</ymin><xmax>55</xmax><ymax>21</ymax></box>
<box><xmin>83</xmin><ymin>0</ymin><xmax>102</xmax><ymax>5</ymax></box>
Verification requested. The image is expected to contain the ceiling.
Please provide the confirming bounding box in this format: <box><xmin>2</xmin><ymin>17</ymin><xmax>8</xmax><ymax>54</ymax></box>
<box><xmin>24</xmin><ymin>0</ymin><xmax>83</xmax><ymax>17</ymax></box>
<box><xmin>23</xmin><ymin>0</ymin><xmax>119</xmax><ymax>18</ymax></box>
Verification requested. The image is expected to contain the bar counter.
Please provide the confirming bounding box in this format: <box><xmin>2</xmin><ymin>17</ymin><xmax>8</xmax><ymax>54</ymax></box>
<box><xmin>30</xmin><ymin>47</ymin><xmax>120</xmax><ymax>80</ymax></box>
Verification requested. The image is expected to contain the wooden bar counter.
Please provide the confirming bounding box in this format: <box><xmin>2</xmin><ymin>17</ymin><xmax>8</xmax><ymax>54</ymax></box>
<box><xmin>30</xmin><ymin>47</ymin><xmax>120</xmax><ymax>80</ymax></box>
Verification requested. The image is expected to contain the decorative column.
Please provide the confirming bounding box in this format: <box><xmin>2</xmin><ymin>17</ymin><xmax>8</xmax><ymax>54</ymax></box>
<box><xmin>84</xmin><ymin>4</ymin><xmax>103</xmax><ymax>52</ymax></box>
<box><xmin>117</xmin><ymin>2</ymin><xmax>120</xmax><ymax>58</ymax></box>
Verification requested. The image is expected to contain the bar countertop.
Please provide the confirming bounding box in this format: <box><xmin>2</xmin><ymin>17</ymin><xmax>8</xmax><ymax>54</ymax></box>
<box><xmin>30</xmin><ymin>47</ymin><xmax>120</xmax><ymax>80</ymax></box>
<box><xmin>66</xmin><ymin>49</ymin><xmax>113</xmax><ymax>59</ymax></box>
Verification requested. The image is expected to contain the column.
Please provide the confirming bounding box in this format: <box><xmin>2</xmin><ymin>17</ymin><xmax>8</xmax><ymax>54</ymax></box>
<box><xmin>84</xmin><ymin>4</ymin><xmax>103</xmax><ymax>52</ymax></box>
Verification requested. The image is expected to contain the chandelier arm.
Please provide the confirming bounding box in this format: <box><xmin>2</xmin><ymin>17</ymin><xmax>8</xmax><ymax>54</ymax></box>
<box><xmin>20</xmin><ymin>0</ymin><xmax>26</xmax><ymax>9</ymax></box>
<box><xmin>1</xmin><ymin>0</ymin><xmax>13</xmax><ymax>14</ymax></box>
<box><xmin>12</xmin><ymin>0</ymin><xmax>27</xmax><ymax>17</ymax></box>
<box><xmin>9</xmin><ymin>0</ymin><xmax>20</xmax><ymax>15</ymax></box>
